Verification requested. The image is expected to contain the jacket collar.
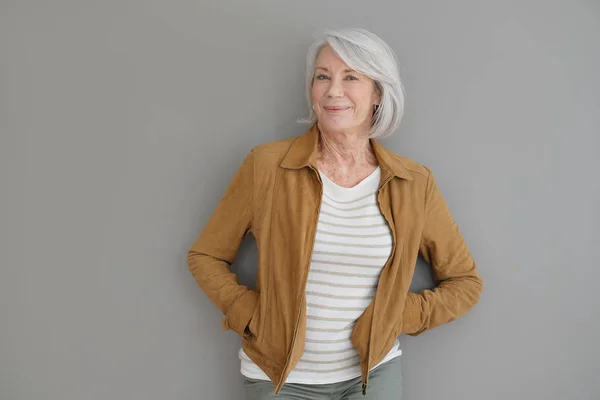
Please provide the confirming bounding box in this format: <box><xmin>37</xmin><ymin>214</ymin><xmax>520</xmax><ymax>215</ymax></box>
<box><xmin>280</xmin><ymin>124</ymin><xmax>414</xmax><ymax>181</ymax></box>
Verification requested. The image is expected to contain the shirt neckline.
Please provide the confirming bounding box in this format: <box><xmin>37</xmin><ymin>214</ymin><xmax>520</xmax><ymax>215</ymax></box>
<box><xmin>318</xmin><ymin>166</ymin><xmax>381</xmax><ymax>192</ymax></box>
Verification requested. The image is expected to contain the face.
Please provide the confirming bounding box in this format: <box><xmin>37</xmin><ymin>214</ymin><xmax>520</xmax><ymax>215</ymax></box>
<box><xmin>311</xmin><ymin>45</ymin><xmax>380</xmax><ymax>136</ymax></box>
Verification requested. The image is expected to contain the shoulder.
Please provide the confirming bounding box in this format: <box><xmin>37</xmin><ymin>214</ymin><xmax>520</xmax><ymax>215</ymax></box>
<box><xmin>373</xmin><ymin>141</ymin><xmax>432</xmax><ymax>182</ymax></box>
<box><xmin>252</xmin><ymin>137</ymin><xmax>296</xmax><ymax>157</ymax></box>
<box><xmin>395</xmin><ymin>153</ymin><xmax>431</xmax><ymax>179</ymax></box>
<box><xmin>246</xmin><ymin>136</ymin><xmax>297</xmax><ymax>168</ymax></box>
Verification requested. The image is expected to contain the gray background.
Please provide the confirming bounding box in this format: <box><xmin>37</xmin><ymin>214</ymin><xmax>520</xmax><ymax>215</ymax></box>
<box><xmin>1</xmin><ymin>1</ymin><xmax>599</xmax><ymax>399</ymax></box>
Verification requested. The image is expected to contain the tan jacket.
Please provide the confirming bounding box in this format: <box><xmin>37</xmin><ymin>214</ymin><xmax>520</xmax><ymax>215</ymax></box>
<box><xmin>187</xmin><ymin>124</ymin><xmax>483</xmax><ymax>395</ymax></box>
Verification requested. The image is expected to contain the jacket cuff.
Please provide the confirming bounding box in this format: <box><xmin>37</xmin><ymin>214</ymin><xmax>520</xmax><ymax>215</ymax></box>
<box><xmin>402</xmin><ymin>292</ymin><xmax>425</xmax><ymax>336</ymax></box>
<box><xmin>222</xmin><ymin>290</ymin><xmax>259</xmax><ymax>337</ymax></box>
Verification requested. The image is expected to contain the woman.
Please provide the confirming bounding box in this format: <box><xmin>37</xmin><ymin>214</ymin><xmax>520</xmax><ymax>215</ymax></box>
<box><xmin>188</xmin><ymin>28</ymin><xmax>483</xmax><ymax>399</ymax></box>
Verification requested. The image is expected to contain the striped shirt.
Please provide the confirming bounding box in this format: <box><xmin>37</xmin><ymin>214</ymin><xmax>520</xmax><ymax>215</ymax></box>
<box><xmin>239</xmin><ymin>166</ymin><xmax>402</xmax><ymax>384</ymax></box>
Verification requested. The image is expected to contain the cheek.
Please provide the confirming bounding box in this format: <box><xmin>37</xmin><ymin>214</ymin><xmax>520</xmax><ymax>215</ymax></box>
<box><xmin>349</xmin><ymin>89</ymin><xmax>373</xmax><ymax>110</ymax></box>
<box><xmin>311</xmin><ymin>83</ymin><xmax>323</xmax><ymax>102</ymax></box>
<box><xmin>350</xmin><ymin>99</ymin><xmax>370</xmax><ymax>116</ymax></box>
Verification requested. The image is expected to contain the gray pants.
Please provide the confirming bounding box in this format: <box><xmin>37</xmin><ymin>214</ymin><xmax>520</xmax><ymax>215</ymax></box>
<box><xmin>243</xmin><ymin>356</ymin><xmax>403</xmax><ymax>400</ymax></box>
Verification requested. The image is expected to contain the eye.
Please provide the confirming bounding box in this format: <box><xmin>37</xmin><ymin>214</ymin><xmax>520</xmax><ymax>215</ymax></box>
<box><xmin>315</xmin><ymin>74</ymin><xmax>329</xmax><ymax>80</ymax></box>
<box><xmin>345</xmin><ymin>75</ymin><xmax>358</xmax><ymax>81</ymax></box>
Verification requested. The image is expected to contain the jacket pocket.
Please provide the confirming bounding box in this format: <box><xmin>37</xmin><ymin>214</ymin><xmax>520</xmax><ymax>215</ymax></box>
<box><xmin>245</xmin><ymin>299</ymin><xmax>262</xmax><ymax>342</ymax></box>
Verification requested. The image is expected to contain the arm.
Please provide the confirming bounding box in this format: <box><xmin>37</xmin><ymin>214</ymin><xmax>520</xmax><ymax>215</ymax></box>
<box><xmin>402</xmin><ymin>167</ymin><xmax>483</xmax><ymax>336</ymax></box>
<box><xmin>187</xmin><ymin>149</ymin><xmax>258</xmax><ymax>338</ymax></box>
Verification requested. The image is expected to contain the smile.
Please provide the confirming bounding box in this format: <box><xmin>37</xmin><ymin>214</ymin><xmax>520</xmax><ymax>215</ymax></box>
<box><xmin>324</xmin><ymin>106</ymin><xmax>351</xmax><ymax>113</ymax></box>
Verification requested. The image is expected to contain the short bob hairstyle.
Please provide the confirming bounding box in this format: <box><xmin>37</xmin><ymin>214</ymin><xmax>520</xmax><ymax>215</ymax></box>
<box><xmin>299</xmin><ymin>28</ymin><xmax>405</xmax><ymax>139</ymax></box>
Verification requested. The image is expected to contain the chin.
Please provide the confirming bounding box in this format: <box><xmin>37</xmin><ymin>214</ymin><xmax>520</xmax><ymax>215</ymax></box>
<box><xmin>319</xmin><ymin>119</ymin><xmax>362</xmax><ymax>134</ymax></box>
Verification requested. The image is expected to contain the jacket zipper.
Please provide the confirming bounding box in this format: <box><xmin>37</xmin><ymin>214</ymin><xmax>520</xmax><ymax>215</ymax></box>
<box><xmin>362</xmin><ymin>174</ymin><xmax>395</xmax><ymax>396</ymax></box>
<box><xmin>275</xmin><ymin>167</ymin><xmax>323</xmax><ymax>394</ymax></box>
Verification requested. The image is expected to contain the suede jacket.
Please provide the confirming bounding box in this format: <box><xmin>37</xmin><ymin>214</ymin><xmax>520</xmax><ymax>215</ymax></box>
<box><xmin>187</xmin><ymin>124</ymin><xmax>483</xmax><ymax>395</ymax></box>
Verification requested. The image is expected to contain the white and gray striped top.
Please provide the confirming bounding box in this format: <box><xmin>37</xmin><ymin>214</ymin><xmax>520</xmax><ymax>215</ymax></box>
<box><xmin>239</xmin><ymin>166</ymin><xmax>402</xmax><ymax>384</ymax></box>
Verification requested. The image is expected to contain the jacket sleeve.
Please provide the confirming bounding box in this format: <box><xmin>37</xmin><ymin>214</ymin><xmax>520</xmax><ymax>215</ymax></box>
<box><xmin>187</xmin><ymin>149</ymin><xmax>258</xmax><ymax>338</ymax></box>
<box><xmin>402</xmin><ymin>167</ymin><xmax>483</xmax><ymax>336</ymax></box>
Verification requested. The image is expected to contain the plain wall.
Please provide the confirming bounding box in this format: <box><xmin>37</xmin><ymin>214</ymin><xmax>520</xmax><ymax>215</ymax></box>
<box><xmin>1</xmin><ymin>1</ymin><xmax>599</xmax><ymax>399</ymax></box>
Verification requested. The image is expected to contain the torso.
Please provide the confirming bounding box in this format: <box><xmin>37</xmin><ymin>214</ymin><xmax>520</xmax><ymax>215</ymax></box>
<box><xmin>239</xmin><ymin>165</ymin><xmax>403</xmax><ymax>384</ymax></box>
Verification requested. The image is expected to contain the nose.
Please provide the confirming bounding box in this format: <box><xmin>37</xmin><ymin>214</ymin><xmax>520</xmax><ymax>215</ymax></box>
<box><xmin>325</xmin><ymin>76</ymin><xmax>344</xmax><ymax>98</ymax></box>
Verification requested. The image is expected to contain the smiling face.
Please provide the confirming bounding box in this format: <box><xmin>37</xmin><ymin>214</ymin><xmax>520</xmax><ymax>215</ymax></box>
<box><xmin>311</xmin><ymin>45</ymin><xmax>381</xmax><ymax>136</ymax></box>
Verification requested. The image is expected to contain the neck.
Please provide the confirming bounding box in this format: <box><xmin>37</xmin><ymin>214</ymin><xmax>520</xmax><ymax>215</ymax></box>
<box><xmin>316</xmin><ymin>124</ymin><xmax>376</xmax><ymax>168</ymax></box>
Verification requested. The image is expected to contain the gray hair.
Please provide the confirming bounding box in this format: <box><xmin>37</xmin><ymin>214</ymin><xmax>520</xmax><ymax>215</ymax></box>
<box><xmin>298</xmin><ymin>28</ymin><xmax>405</xmax><ymax>139</ymax></box>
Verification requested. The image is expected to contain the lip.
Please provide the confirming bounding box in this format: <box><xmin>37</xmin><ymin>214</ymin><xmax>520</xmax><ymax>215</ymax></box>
<box><xmin>323</xmin><ymin>106</ymin><xmax>351</xmax><ymax>113</ymax></box>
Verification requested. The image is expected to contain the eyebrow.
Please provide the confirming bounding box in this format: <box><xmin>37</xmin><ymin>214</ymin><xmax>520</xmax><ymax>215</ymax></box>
<box><xmin>315</xmin><ymin>67</ymin><xmax>356</xmax><ymax>73</ymax></box>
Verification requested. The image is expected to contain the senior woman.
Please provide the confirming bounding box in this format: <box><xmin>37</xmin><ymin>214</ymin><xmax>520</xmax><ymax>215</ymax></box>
<box><xmin>188</xmin><ymin>28</ymin><xmax>483</xmax><ymax>399</ymax></box>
